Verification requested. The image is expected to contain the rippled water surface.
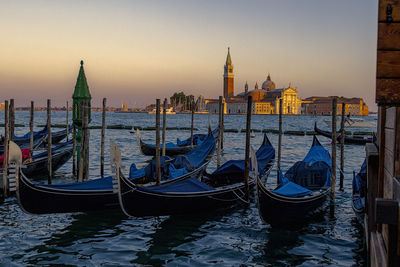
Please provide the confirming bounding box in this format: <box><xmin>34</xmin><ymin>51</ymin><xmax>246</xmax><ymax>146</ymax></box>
<box><xmin>0</xmin><ymin>111</ymin><xmax>373</xmax><ymax>266</ymax></box>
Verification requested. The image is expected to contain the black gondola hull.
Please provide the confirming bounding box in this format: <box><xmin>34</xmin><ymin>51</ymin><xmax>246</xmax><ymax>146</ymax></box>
<box><xmin>256</xmin><ymin>178</ymin><xmax>329</xmax><ymax>224</ymax></box>
<box><xmin>119</xmin><ymin>174</ymin><xmax>252</xmax><ymax>217</ymax></box>
<box><xmin>314</xmin><ymin>123</ymin><xmax>371</xmax><ymax>145</ymax></box>
<box><xmin>140</xmin><ymin>139</ymin><xmax>194</xmax><ymax>156</ymax></box>
<box><xmin>16</xmin><ymin>160</ymin><xmax>209</xmax><ymax>214</ymax></box>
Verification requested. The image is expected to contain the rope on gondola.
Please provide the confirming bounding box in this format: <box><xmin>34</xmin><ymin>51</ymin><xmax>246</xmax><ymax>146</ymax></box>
<box><xmin>232</xmin><ymin>188</ymin><xmax>250</xmax><ymax>204</ymax></box>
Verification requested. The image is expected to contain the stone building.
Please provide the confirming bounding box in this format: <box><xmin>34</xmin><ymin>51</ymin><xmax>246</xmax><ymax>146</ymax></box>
<box><xmin>301</xmin><ymin>96</ymin><xmax>369</xmax><ymax>116</ymax></box>
<box><xmin>206</xmin><ymin>48</ymin><xmax>302</xmax><ymax>115</ymax></box>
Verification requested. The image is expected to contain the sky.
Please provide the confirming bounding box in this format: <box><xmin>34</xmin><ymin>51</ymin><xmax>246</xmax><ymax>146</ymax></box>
<box><xmin>0</xmin><ymin>0</ymin><xmax>378</xmax><ymax>110</ymax></box>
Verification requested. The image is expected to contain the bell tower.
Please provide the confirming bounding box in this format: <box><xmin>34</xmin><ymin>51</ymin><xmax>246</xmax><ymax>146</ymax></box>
<box><xmin>223</xmin><ymin>47</ymin><xmax>234</xmax><ymax>98</ymax></box>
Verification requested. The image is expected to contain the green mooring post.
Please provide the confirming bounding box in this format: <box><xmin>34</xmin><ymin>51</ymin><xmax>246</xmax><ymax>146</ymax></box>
<box><xmin>72</xmin><ymin>60</ymin><xmax>92</xmax><ymax>177</ymax></box>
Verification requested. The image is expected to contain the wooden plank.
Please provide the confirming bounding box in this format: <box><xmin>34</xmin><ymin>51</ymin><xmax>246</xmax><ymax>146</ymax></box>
<box><xmin>386</xmin><ymin>107</ymin><xmax>397</xmax><ymax>129</ymax></box>
<box><xmin>371</xmin><ymin>231</ymin><xmax>388</xmax><ymax>267</ymax></box>
<box><xmin>377</xmin><ymin>51</ymin><xmax>400</xmax><ymax>78</ymax></box>
<box><xmin>385</xmin><ymin>147</ymin><xmax>395</xmax><ymax>177</ymax></box>
<box><xmin>385</xmin><ymin>128</ymin><xmax>395</xmax><ymax>154</ymax></box>
<box><xmin>379</xmin><ymin>23</ymin><xmax>400</xmax><ymax>50</ymax></box>
<box><xmin>396</xmin><ymin>108</ymin><xmax>400</xmax><ymax>178</ymax></box>
<box><xmin>377</xmin><ymin>79</ymin><xmax>400</xmax><ymax>105</ymax></box>
<box><xmin>384</xmin><ymin>168</ymin><xmax>394</xmax><ymax>199</ymax></box>
<box><xmin>379</xmin><ymin>0</ymin><xmax>400</xmax><ymax>22</ymax></box>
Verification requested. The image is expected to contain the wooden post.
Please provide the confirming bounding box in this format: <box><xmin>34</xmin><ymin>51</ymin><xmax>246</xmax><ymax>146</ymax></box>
<box><xmin>331</xmin><ymin>97</ymin><xmax>337</xmax><ymax>203</ymax></box>
<box><xmin>9</xmin><ymin>99</ymin><xmax>14</xmax><ymax>141</ymax></box>
<box><xmin>156</xmin><ymin>99</ymin><xmax>161</xmax><ymax>186</ymax></box>
<box><xmin>277</xmin><ymin>99</ymin><xmax>283</xmax><ymax>183</ymax></box>
<box><xmin>221</xmin><ymin>98</ymin><xmax>224</xmax><ymax>149</ymax></box>
<box><xmin>190</xmin><ymin>100</ymin><xmax>195</xmax><ymax>148</ymax></box>
<box><xmin>162</xmin><ymin>98</ymin><xmax>167</xmax><ymax>156</ymax></box>
<box><xmin>217</xmin><ymin>96</ymin><xmax>223</xmax><ymax>167</ymax></box>
<box><xmin>47</xmin><ymin>99</ymin><xmax>52</xmax><ymax>184</ymax></box>
<box><xmin>72</xmin><ymin>124</ymin><xmax>76</xmax><ymax>177</ymax></box>
<box><xmin>66</xmin><ymin>101</ymin><xmax>69</xmax><ymax>141</ymax></box>
<box><xmin>29</xmin><ymin>101</ymin><xmax>34</xmax><ymax>150</ymax></box>
<box><xmin>78</xmin><ymin>103</ymin><xmax>85</xmax><ymax>182</ymax></box>
<box><xmin>244</xmin><ymin>96</ymin><xmax>252</xmax><ymax>200</ymax></box>
<box><xmin>2</xmin><ymin>101</ymin><xmax>9</xmax><ymax>197</ymax></box>
<box><xmin>339</xmin><ymin>103</ymin><xmax>345</xmax><ymax>191</ymax></box>
<box><xmin>100</xmin><ymin>98</ymin><xmax>106</xmax><ymax>177</ymax></box>
<box><xmin>84</xmin><ymin>101</ymin><xmax>90</xmax><ymax>180</ymax></box>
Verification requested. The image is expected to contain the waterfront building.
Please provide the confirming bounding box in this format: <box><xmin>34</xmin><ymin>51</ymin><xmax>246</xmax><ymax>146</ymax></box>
<box><xmin>206</xmin><ymin>48</ymin><xmax>302</xmax><ymax>115</ymax></box>
<box><xmin>301</xmin><ymin>96</ymin><xmax>369</xmax><ymax>116</ymax></box>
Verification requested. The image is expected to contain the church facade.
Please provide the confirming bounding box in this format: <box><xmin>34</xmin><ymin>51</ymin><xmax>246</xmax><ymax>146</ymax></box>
<box><xmin>205</xmin><ymin>48</ymin><xmax>303</xmax><ymax>115</ymax></box>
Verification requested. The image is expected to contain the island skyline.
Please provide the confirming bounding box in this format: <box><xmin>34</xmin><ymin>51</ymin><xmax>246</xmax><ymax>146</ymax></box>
<box><xmin>0</xmin><ymin>0</ymin><xmax>378</xmax><ymax>111</ymax></box>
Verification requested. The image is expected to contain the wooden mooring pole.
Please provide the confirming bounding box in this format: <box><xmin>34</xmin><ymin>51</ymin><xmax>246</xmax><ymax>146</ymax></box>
<box><xmin>9</xmin><ymin>99</ymin><xmax>14</xmax><ymax>141</ymax></box>
<box><xmin>2</xmin><ymin>101</ymin><xmax>9</xmax><ymax>197</ymax></box>
<box><xmin>100</xmin><ymin>98</ymin><xmax>106</xmax><ymax>177</ymax></box>
<box><xmin>162</xmin><ymin>98</ymin><xmax>167</xmax><ymax>156</ymax></box>
<box><xmin>190</xmin><ymin>100</ymin><xmax>195</xmax><ymax>148</ymax></box>
<box><xmin>156</xmin><ymin>99</ymin><xmax>161</xmax><ymax>186</ymax></box>
<box><xmin>66</xmin><ymin>101</ymin><xmax>69</xmax><ymax>141</ymax></box>
<box><xmin>84</xmin><ymin>101</ymin><xmax>90</xmax><ymax>180</ymax></box>
<box><xmin>72</xmin><ymin>124</ymin><xmax>76</xmax><ymax>177</ymax></box>
<box><xmin>339</xmin><ymin>103</ymin><xmax>345</xmax><ymax>191</ymax></box>
<box><xmin>29</xmin><ymin>101</ymin><xmax>34</xmax><ymax>150</ymax></box>
<box><xmin>217</xmin><ymin>96</ymin><xmax>223</xmax><ymax>167</ymax></box>
<box><xmin>221</xmin><ymin>98</ymin><xmax>224</xmax><ymax>149</ymax></box>
<box><xmin>244</xmin><ymin>95</ymin><xmax>252</xmax><ymax>200</ymax></box>
<box><xmin>277</xmin><ymin>99</ymin><xmax>283</xmax><ymax>184</ymax></box>
<box><xmin>331</xmin><ymin>97</ymin><xmax>337</xmax><ymax>203</ymax></box>
<box><xmin>47</xmin><ymin>99</ymin><xmax>52</xmax><ymax>184</ymax></box>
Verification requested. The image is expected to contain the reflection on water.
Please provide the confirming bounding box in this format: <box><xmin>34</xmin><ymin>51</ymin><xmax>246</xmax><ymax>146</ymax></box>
<box><xmin>0</xmin><ymin>111</ymin><xmax>369</xmax><ymax>265</ymax></box>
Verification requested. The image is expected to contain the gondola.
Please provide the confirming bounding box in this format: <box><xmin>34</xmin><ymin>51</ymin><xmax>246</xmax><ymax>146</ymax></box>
<box><xmin>42</xmin><ymin>125</ymin><xmax>73</xmax><ymax>145</ymax></box>
<box><xmin>1</xmin><ymin>140</ymin><xmax>73</xmax><ymax>178</ymax></box>
<box><xmin>117</xmin><ymin>134</ymin><xmax>275</xmax><ymax>217</ymax></box>
<box><xmin>21</xmin><ymin>140</ymin><xmax>74</xmax><ymax>178</ymax></box>
<box><xmin>352</xmin><ymin>159</ymin><xmax>366</xmax><ymax>218</ymax></box>
<box><xmin>137</xmin><ymin>128</ymin><xmax>218</xmax><ymax>156</ymax></box>
<box><xmin>314</xmin><ymin>122</ymin><xmax>372</xmax><ymax>145</ymax></box>
<box><xmin>256</xmin><ymin>136</ymin><xmax>331</xmax><ymax>224</ymax></box>
<box><xmin>0</xmin><ymin>133</ymin><xmax>46</xmax><ymax>153</ymax></box>
<box><xmin>14</xmin><ymin>133</ymin><xmax>216</xmax><ymax>214</ymax></box>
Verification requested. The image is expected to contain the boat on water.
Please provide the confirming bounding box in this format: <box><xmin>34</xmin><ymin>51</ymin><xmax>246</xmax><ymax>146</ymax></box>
<box><xmin>314</xmin><ymin>122</ymin><xmax>373</xmax><ymax>145</ymax></box>
<box><xmin>117</xmin><ymin>134</ymin><xmax>275</xmax><ymax>217</ymax></box>
<box><xmin>1</xmin><ymin>140</ymin><xmax>73</xmax><ymax>178</ymax></box>
<box><xmin>137</xmin><ymin>127</ymin><xmax>219</xmax><ymax>156</ymax></box>
<box><xmin>148</xmin><ymin>107</ymin><xmax>176</xmax><ymax>114</ymax></box>
<box><xmin>14</xmin><ymin>133</ymin><xmax>216</xmax><ymax>214</ymax></box>
<box><xmin>323</xmin><ymin>118</ymin><xmax>375</xmax><ymax>128</ymax></box>
<box><xmin>352</xmin><ymin>159</ymin><xmax>366</xmax><ymax>221</ymax></box>
<box><xmin>256</xmin><ymin>136</ymin><xmax>331</xmax><ymax>224</ymax></box>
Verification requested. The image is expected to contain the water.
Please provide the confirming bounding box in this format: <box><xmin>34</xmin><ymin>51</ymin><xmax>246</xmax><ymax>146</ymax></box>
<box><xmin>0</xmin><ymin>111</ymin><xmax>372</xmax><ymax>266</ymax></box>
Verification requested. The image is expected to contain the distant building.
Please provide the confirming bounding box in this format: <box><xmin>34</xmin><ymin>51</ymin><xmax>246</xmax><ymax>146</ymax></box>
<box><xmin>301</xmin><ymin>96</ymin><xmax>369</xmax><ymax>116</ymax></box>
<box><xmin>205</xmin><ymin>48</ymin><xmax>302</xmax><ymax>115</ymax></box>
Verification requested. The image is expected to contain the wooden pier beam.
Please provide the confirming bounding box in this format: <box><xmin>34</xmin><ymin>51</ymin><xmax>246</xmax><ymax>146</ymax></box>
<box><xmin>29</xmin><ymin>101</ymin><xmax>34</xmax><ymax>150</ymax></box>
<box><xmin>331</xmin><ymin>97</ymin><xmax>337</xmax><ymax>203</ymax></box>
<box><xmin>2</xmin><ymin>101</ymin><xmax>9</xmax><ymax>197</ymax></box>
<box><xmin>339</xmin><ymin>103</ymin><xmax>345</xmax><ymax>191</ymax></box>
<box><xmin>244</xmin><ymin>95</ymin><xmax>252</xmax><ymax>200</ymax></box>
<box><xmin>100</xmin><ymin>98</ymin><xmax>106</xmax><ymax>177</ymax></box>
<box><xmin>9</xmin><ymin>99</ymin><xmax>14</xmax><ymax>141</ymax></box>
<box><xmin>47</xmin><ymin>99</ymin><xmax>52</xmax><ymax>184</ymax></box>
<box><xmin>277</xmin><ymin>99</ymin><xmax>283</xmax><ymax>183</ymax></box>
<box><xmin>162</xmin><ymin>98</ymin><xmax>167</xmax><ymax>156</ymax></box>
<box><xmin>156</xmin><ymin>99</ymin><xmax>161</xmax><ymax>186</ymax></box>
<box><xmin>217</xmin><ymin>96</ymin><xmax>223</xmax><ymax>167</ymax></box>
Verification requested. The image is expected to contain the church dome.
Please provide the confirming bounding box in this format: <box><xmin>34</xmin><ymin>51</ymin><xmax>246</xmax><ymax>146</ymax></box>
<box><xmin>262</xmin><ymin>74</ymin><xmax>276</xmax><ymax>91</ymax></box>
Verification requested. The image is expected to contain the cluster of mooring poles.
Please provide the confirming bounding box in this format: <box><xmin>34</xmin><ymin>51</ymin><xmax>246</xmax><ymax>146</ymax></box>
<box><xmin>1</xmin><ymin>61</ymin><xmax>112</xmax><ymax>198</ymax></box>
